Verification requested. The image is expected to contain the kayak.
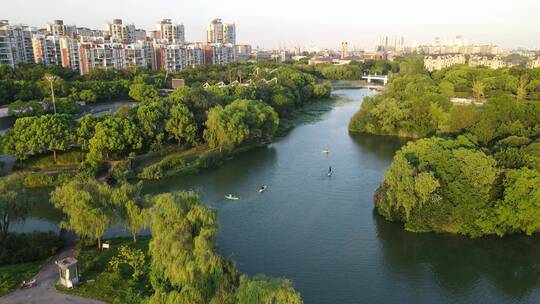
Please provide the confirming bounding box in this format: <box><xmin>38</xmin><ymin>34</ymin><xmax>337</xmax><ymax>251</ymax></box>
<box><xmin>225</xmin><ymin>194</ymin><xmax>239</xmax><ymax>200</ymax></box>
<box><xmin>259</xmin><ymin>185</ymin><xmax>268</xmax><ymax>193</ymax></box>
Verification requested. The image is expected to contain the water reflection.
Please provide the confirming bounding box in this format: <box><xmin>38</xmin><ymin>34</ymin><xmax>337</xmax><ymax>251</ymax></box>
<box><xmin>349</xmin><ymin>132</ymin><xmax>408</xmax><ymax>161</ymax></box>
<box><xmin>374</xmin><ymin>212</ymin><xmax>540</xmax><ymax>301</ymax></box>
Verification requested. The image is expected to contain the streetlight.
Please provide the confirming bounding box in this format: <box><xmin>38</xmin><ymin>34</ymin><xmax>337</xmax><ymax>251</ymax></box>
<box><xmin>45</xmin><ymin>75</ymin><xmax>57</xmax><ymax>114</ymax></box>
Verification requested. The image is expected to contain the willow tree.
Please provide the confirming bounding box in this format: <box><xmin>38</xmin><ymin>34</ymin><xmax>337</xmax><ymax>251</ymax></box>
<box><xmin>0</xmin><ymin>175</ymin><xmax>32</xmax><ymax>242</ymax></box>
<box><xmin>149</xmin><ymin>192</ymin><xmax>235</xmax><ymax>304</ymax></box>
<box><xmin>51</xmin><ymin>179</ymin><xmax>114</xmax><ymax>248</ymax></box>
<box><xmin>235</xmin><ymin>275</ymin><xmax>303</xmax><ymax>304</ymax></box>
<box><xmin>111</xmin><ymin>181</ymin><xmax>149</xmax><ymax>243</ymax></box>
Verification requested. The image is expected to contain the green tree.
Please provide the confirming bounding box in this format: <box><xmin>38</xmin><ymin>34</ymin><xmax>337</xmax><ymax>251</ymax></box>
<box><xmin>2</xmin><ymin>114</ymin><xmax>75</xmax><ymax>161</ymax></box>
<box><xmin>0</xmin><ymin>175</ymin><xmax>32</xmax><ymax>242</ymax></box>
<box><xmin>496</xmin><ymin>168</ymin><xmax>540</xmax><ymax>235</ymax></box>
<box><xmin>472</xmin><ymin>80</ymin><xmax>486</xmax><ymax>101</ymax></box>
<box><xmin>77</xmin><ymin>114</ymin><xmax>101</xmax><ymax>151</ymax></box>
<box><xmin>51</xmin><ymin>179</ymin><xmax>114</xmax><ymax>248</ymax></box>
<box><xmin>129</xmin><ymin>83</ymin><xmax>159</xmax><ymax>103</ymax></box>
<box><xmin>165</xmin><ymin>103</ymin><xmax>198</xmax><ymax>146</ymax></box>
<box><xmin>149</xmin><ymin>192</ymin><xmax>234</xmax><ymax>303</ymax></box>
<box><xmin>204</xmin><ymin>99</ymin><xmax>279</xmax><ymax>151</ymax></box>
<box><xmin>136</xmin><ymin>100</ymin><xmax>166</xmax><ymax>144</ymax></box>
<box><xmin>111</xmin><ymin>182</ymin><xmax>149</xmax><ymax>243</ymax></box>
<box><xmin>87</xmin><ymin>116</ymin><xmax>143</xmax><ymax>161</ymax></box>
<box><xmin>235</xmin><ymin>275</ymin><xmax>303</xmax><ymax>304</ymax></box>
<box><xmin>79</xmin><ymin>89</ymin><xmax>97</xmax><ymax>103</ymax></box>
<box><xmin>109</xmin><ymin>245</ymin><xmax>147</xmax><ymax>280</ymax></box>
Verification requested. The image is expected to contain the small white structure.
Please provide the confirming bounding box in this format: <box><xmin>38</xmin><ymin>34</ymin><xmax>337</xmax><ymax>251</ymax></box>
<box><xmin>56</xmin><ymin>257</ymin><xmax>79</xmax><ymax>288</ymax></box>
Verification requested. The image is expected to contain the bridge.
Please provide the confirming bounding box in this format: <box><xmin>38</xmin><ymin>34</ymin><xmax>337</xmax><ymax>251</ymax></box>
<box><xmin>361</xmin><ymin>74</ymin><xmax>388</xmax><ymax>85</ymax></box>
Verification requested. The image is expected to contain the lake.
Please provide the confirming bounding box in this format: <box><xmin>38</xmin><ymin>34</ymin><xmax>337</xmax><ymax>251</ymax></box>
<box><xmin>15</xmin><ymin>87</ymin><xmax>540</xmax><ymax>303</ymax></box>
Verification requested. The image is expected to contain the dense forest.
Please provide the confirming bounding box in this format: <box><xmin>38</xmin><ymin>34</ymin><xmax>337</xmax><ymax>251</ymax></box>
<box><xmin>350</xmin><ymin>59</ymin><xmax>540</xmax><ymax>237</ymax></box>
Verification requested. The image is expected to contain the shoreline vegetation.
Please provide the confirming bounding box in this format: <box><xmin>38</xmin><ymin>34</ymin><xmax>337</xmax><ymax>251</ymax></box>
<box><xmin>0</xmin><ymin>60</ymin><xmax>385</xmax><ymax>302</ymax></box>
<box><xmin>349</xmin><ymin>58</ymin><xmax>540</xmax><ymax>237</ymax></box>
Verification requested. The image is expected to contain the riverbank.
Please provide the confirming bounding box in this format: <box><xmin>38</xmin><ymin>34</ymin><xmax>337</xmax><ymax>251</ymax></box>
<box><xmin>130</xmin><ymin>96</ymin><xmax>341</xmax><ymax>181</ymax></box>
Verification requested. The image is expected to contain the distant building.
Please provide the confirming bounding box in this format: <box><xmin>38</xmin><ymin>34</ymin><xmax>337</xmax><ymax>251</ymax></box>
<box><xmin>32</xmin><ymin>35</ymin><xmax>62</xmax><ymax>66</ymax></box>
<box><xmin>204</xmin><ymin>43</ymin><xmax>236</xmax><ymax>65</ymax></box>
<box><xmin>235</xmin><ymin>44</ymin><xmax>252</xmax><ymax>60</ymax></box>
<box><xmin>377</xmin><ymin>35</ymin><xmax>404</xmax><ymax>51</ymax></box>
<box><xmin>47</xmin><ymin>20</ymin><xmax>76</xmax><ymax>37</ymax></box>
<box><xmin>106</xmin><ymin>19</ymin><xmax>136</xmax><ymax>44</ymax></box>
<box><xmin>424</xmin><ymin>54</ymin><xmax>466</xmax><ymax>72</ymax></box>
<box><xmin>207</xmin><ymin>19</ymin><xmax>235</xmax><ymax>45</ymax></box>
<box><xmin>157</xmin><ymin>19</ymin><xmax>185</xmax><ymax>44</ymax></box>
<box><xmin>0</xmin><ymin>20</ymin><xmax>36</xmax><ymax>67</ymax></box>
<box><xmin>308</xmin><ymin>56</ymin><xmax>333</xmax><ymax>65</ymax></box>
<box><xmin>340</xmin><ymin>42</ymin><xmax>348</xmax><ymax>59</ymax></box>
<box><xmin>468</xmin><ymin>55</ymin><xmax>506</xmax><ymax>69</ymax></box>
<box><xmin>528</xmin><ymin>57</ymin><xmax>540</xmax><ymax>68</ymax></box>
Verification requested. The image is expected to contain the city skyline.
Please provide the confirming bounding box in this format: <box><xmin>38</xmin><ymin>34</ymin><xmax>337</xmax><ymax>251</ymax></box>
<box><xmin>3</xmin><ymin>0</ymin><xmax>540</xmax><ymax>49</ymax></box>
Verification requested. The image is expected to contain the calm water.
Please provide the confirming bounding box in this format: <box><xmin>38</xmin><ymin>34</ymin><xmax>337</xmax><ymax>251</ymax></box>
<box><xmin>16</xmin><ymin>88</ymin><xmax>540</xmax><ymax>303</ymax></box>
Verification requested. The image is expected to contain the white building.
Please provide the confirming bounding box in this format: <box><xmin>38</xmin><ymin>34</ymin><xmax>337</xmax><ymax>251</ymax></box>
<box><xmin>424</xmin><ymin>54</ymin><xmax>466</xmax><ymax>72</ymax></box>
<box><xmin>0</xmin><ymin>20</ymin><xmax>36</xmax><ymax>67</ymax></box>
<box><xmin>59</xmin><ymin>37</ymin><xmax>81</xmax><ymax>72</ymax></box>
<box><xmin>47</xmin><ymin>20</ymin><xmax>76</xmax><ymax>37</ymax></box>
<box><xmin>205</xmin><ymin>43</ymin><xmax>236</xmax><ymax>65</ymax></box>
<box><xmin>106</xmin><ymin>19</ymin><xmax>136</xmax><ymax>44</ymax></box>
<box><xmin>207</xmin><ymin>19</ymin><xmax>236</xmax><ymax>45</ymax></box>
<box><xmin>157</xmin><ymin>19</ymin><xmax>185</xmax><ymax>44</ymax></box>
<box><xmin>32</xmin><ymin>35</ymin><xmax>62</xmax><ymax>66</ymax></box>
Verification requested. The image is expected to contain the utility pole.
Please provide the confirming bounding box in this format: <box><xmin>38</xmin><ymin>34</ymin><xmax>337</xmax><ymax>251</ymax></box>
<box><xmin>45</xmin><ymin>75</ymin><xmax>57</xmax><ymax>114</ymax></box>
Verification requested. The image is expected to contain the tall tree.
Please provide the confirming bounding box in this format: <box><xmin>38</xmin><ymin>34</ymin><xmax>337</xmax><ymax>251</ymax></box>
<box><xmin>51</xmin><ymin>179</ymin><xmax>114</xmax><ymax>248</ymax></box>
<box><xmin>0</xmin><ymin>175</ymin><xmax>32</xmax><ymax>242</ymax></box>
<box><xmin>165</xmin><ymin>103</ymin><xmax>198</xmax><ymax>146</ymax></box>
<box><xmin>149</xmin><ymin>192</ymin><xmax>234</xmax><ymax>304</ymax></box>
<box><xmin>111</xmin><ymin>182</ymin><xmax>149</xmax><ymax>243</ymax></box>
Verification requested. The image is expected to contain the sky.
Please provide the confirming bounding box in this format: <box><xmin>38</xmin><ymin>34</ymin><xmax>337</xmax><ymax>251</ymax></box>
<box><xmin>3</xmin><ymin>0</ymin><xmax>540</xmax><ymax>50</ymax></box>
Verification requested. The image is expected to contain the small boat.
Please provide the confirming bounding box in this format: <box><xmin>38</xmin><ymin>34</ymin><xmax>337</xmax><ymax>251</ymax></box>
<box><xmin>328</xmin><ymin>166</ymin><xmax>333</xmax><ymax>177</ymax></box>
<box><xmin>225</xmin><ymin>194</ymin><xmax>239</xmax><ymax>200</ymax></box>
<box><xmin>259</xmin><ymin>185</ymin><xmax>268</xmax><ymax>193</ymax></box>
<box><xmin>322</xmin><ymin>148</ymin><xmax>330</xmax><ymax>154</ymax></box>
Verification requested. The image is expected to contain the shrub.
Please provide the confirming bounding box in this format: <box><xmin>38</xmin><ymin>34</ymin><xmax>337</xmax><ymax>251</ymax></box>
<box><xmin>24</xmin><ymin>173</ymin><xmax>54</xmax><ymax>188</ymax></box>
<box><xmin>196</xmin><ymin>151</ymin><xmax>225</xmax><ymax>169</ymax></box>
<box><xmin>0</xmin><ymin>232</ymin><xmax>63</xmax><ymax>265</ymax></box>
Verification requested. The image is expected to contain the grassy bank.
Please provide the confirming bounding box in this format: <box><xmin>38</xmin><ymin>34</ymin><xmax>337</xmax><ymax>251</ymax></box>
<box><xmin>131</xmin><ymin>98</ymin><xmax>338</xmax><ymax>181</ymax></box>
<box><xmin>0</xmin><ymin>260</ymin><xmax>46</xmax><ymax>296</ymax></box>
<box><xmin>57</xmin><ymin>237</ymin><xmax>152</xmax><ymax>303</ymax></box>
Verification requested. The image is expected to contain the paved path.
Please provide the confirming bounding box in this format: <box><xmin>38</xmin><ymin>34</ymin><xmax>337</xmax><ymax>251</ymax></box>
<box><xmin>0</xmin><ymin>231</ymin><xmax>105</xmax><ymax>304</ymax></box>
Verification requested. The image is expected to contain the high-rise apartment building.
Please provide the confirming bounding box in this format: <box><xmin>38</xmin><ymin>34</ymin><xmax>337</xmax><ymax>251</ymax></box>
<box><xmin>47</xmin><ymin>20</ymin><xmax>77</xmax><ymax>37</ymax></box>
<box><xmin>59</xmin><ymin>37</ymin><xmax>81</xmax><ymax>72</ymax></box>
<box><xmin>0</xmin><ymin>21</ymin><xmax>36</xmax><ymax>67</ymax></box>
<box><xmin>32</xmin><ymin>35</ymin><xmax>62</xmax><ymax>66</ymax></box>
<box><xmin>207</xmin><ymin>19</ymin><xmax>236</xmax><ymax>45</ymax></box>
<box><xmin>157</xmin><ymin>19</ymin><xmax>185</xmax><ymax>44</ymax></box>
<box><xmin>341</xmin><ymin>42</ymin><xmax>348</xmax><ymax>59</ymax></box>
<box><xmin>377</xmin><ymin>35</ymin><xmax>405</xmax><ymax>51</ymax></box>
<box><xmin>204</xmin><ymin>43</ymin><xmax>236</xmax><ymax>65</ymax></box>
<box><xmin>106</xmin><ymin>19</ymin><xmax>136</xmax><ymax>44</ymax></box>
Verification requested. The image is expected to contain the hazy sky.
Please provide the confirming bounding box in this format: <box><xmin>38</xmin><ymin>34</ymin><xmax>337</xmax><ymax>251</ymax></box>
<box><xmin>4</xmin><ymin>0</ymin><xmax>540</xmax><ymax>49</ymax></box>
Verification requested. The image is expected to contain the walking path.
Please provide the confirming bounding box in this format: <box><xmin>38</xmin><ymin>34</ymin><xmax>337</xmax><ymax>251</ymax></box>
<box><xmin>0</xmin><ymin>231</ymin><xmax>104</xmax><ymax>304</ymax></box>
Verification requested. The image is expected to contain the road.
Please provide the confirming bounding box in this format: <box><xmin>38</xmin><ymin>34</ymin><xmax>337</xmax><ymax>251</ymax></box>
<box><xmin>0</xmin><ymin>231</ymin><xmax>105</xmax><ymax>304</ymax></box>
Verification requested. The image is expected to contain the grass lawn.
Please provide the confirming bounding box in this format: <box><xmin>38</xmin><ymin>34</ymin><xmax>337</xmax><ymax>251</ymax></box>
<box><xmin>0</xmin><ymin>260</ymin><xmax>47</xmax><ymax>296</ymax></box>
<box><xmin>57</xmin><ymin>236</ymin><xmax>152</xmax><ymax>304</ymax></box>
<box><xmin>18</xmin><ymin>151</ymin><xmax>86</xmax><ymax>171</ymax></box>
